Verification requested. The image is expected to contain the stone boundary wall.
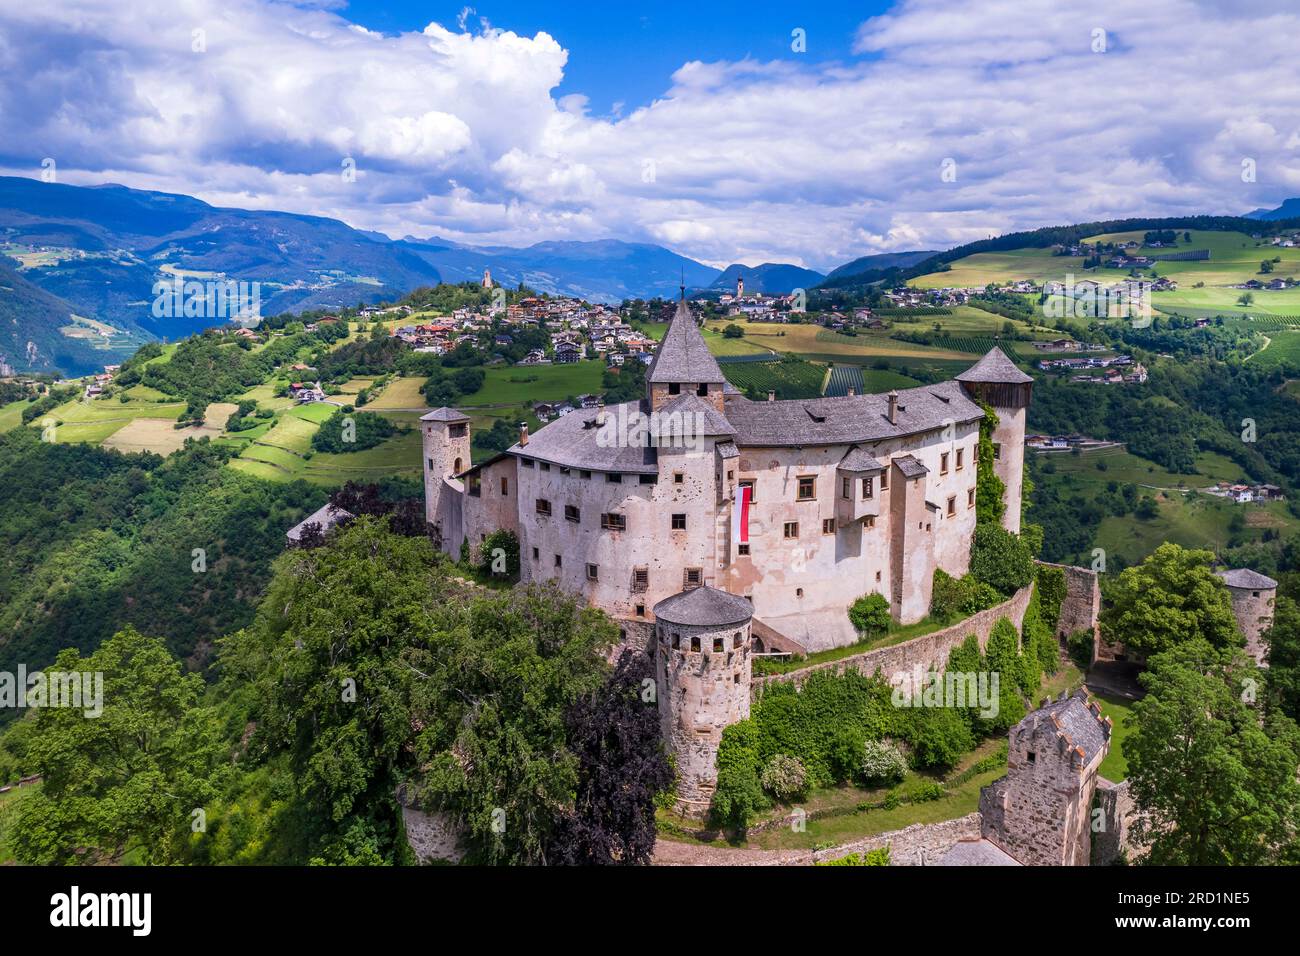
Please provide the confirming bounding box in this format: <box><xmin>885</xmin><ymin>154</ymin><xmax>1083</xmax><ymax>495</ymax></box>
<box><xmin>813</xmin><ymin>813</ymin><xmax>983</xmax><ymax>866</ymax></box>
<box><xmin>752</xmin><ymin>583</ymin><xmax>1036</xmax><ymax>697</ymax></box>
<box><xmin>1093</xmin><ymin>776</ymin><xmax>1144</xmax><ymax>865</ymax></box>
<box><xmin>1037</xmin><ymin>561</ymin><xmax>1102</xmax><ymax>660</ymax></box>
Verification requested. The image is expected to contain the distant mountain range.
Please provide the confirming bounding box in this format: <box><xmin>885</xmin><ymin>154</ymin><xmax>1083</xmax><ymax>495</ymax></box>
<box><xmin>1245</xmin><ymin>198</ymin><xmax>1300</xmax><ymax>221</ymax></box>
<box><xmin>0</xmin><ymin>175</ymin><xmax>933</xmax><ymax>374</ymax></box>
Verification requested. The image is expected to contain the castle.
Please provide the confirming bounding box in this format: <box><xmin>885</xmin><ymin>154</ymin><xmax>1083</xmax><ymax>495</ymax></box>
<box><xmin>422</xmin><ymin>291</ymin><xmax>1031</xmax><ymax>812</ymax></box>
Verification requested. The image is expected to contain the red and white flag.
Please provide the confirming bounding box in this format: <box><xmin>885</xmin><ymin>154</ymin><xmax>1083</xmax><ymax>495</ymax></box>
<box><xmin>733</xmin><ymin>484</ymin><xmax>751</xmax><ymax>547</ymax></box>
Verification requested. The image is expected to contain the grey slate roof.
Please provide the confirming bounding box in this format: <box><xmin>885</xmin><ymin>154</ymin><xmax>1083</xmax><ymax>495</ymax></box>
<box><xmin>939</xmin><ymin>838</ymin><xmax>1022</xmax><ymax>866</ymax></box>
<box><xmin>1020</xmin><ymin>689</ymin><xmax>1110</xmax><ymax>765</ymax></box>
<box><xmin>507</xmin><ymin>400</ymin><xmax>659</xmax><ymax>473</ymax></box>
<box><xmin>420</xmin><ymin>406</ymin><xmax>470</xmax><ymax>422</ymax></box>
<box><xmin>657</xmin><ymin>393</ymin><xmax>736</xmax><ymax>436</ymax></box>
<box><xmin>721</xmin><ymin>380</ymin><xmax>982</xmax><ymax>447</ymax></box>
<box><xmin>839</xmin><ymin>445</ymin><xmax>884</xmax><ymax>472</ymax></box>
<box><xmin>654</xmin><ymin>586</ymin><xmax>754</xmax><ymax>627</ymax></box>
<box><xmin>894</xmin><ymin>454</ymin><xmax>928</xmax><ymax>478</ymax></box>
<box><xmin>1217</xmin><ymin>568</ymin><xmax>1279</xmax><ymax>590</ymax></box>
<box><xmin>647</xmin><ymin>297</ymin><xmax>726</xmax><ymax>385</ymax></box>
<box><xmin>715</xmin><ymin>440</ymin><xmax>740</xmax><ymax>459</ymax></box>
<box><xmin>286</xmin><ymin>504</ymin><xmax>354</xmax><ymax>542</ymax></box>
<box><xmin>955</xmin><ymin>347</ymin><xmax>1033</xmax><ymax>385</ymax></box>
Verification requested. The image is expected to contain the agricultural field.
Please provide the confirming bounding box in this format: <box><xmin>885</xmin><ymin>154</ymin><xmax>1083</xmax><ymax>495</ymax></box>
<box><xmin>360</xmin><ymin>376</ymin><xmax>428</xmax><ymax>410</ymax></box>
<box><xmin>823</xmin><ymin>364</ymin><xmax>862</xmax><ymax>397</ymax></box>
<box><xmin>1245</xmin><ymin>330</ymin><xmax>1300</xmax><ymax>369</ymax></box>
<box><xmin>457</xmin><ymin>360</ymin><xmax>605</xmax><ymax>407</ymax></box>
<box><xmin>721</xmin><ymin>357</ymin><xmax>826</xmax><ymax>399</ymax></box>
<box><xmin>912</xmin><ymin>248</ymin><xmax>1090</xmax><ymax>288</ymax></box>
<box><xmin>33</xmin><ymin>392</ymin><xmax>188</xmax><ymax>446</ymax></box>
<box><xmin>102</xmin><ymin>401</ymin><xmax>237</xmax><ymax>454</ymax></box>
<box><xmin>0</xmin><ymin>399</ymin><xmax>32</xmax><ymax>433</ymax></box>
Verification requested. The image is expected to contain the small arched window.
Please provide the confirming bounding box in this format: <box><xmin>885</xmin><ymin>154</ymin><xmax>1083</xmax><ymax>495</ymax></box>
<box><xmin>453</xmin><ymin>457</ymin><xmax>463</xmax><ymax>474</ymax></box>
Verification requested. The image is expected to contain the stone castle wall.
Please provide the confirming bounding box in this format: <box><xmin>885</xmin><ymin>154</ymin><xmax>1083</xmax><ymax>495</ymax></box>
<box><xmin>1093</xmin><ymin>776</ymin><xmax>1143</xmax><ymax>865</ymax></box>
<box><xmin>752</xmin><ymin>582</ymin><xmax>1036</xmax><ymax>698</ymax></box>
<box><xmin>815</xmin><ymin>813</ymin><xmax>983</xmax><ymax>866</ymax></box>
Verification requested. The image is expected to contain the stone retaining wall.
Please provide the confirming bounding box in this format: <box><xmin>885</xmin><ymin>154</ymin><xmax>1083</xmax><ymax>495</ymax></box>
<box><xmin>753</xmin><ymin>583</ymin><xmax>1036</xmax><ymax>697</ymax></box>
<box><xmin>812</xmin><ymin>813</ymin><xmax>983</xmax><ymax>865</ymax></box>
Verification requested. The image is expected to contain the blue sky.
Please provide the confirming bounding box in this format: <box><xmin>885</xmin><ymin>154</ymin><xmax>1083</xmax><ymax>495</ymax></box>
<box><xmin>2</xmin><ymin>0</ymin><xmax>1298</xmax><ymax>269</ymax></box>
<box><xmin>341</xmin><ymin>1</ymin><xmax>891</xmax><ymax>115</ymax></box>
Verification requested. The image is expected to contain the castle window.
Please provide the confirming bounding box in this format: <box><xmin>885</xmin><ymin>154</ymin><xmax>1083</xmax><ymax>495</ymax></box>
<box><xmin>468</xmin><ymin>474</ymin><xmax>480</xmax><ymax>497</ymax></box>
<box><xmin>956</xmin><ymin>448</ymin><xmax>964</xmax><ymax>470</ymax></box>
<box><xmin>560</xmin><ymin>466</ymin><xmax>571</xmax><ymax>475</ymax></box>
<box><xmin>633</xmin><ymin>567</ymin><xmax>649</xmax><ymax>591</ymax></box>
<box><xmin>992</xmin><ymin>442</ymin><xmax>1002</xmax><ymax>461</ymax></box>
<box><xmin>521</xmin><ymin>458</ymin><xmax>534</xmax><ymax>468</ymax></box>
<box><xmin>784</xmin><ymin>521</ymin><xmax>799</xmax><ymax>539</ymax></box>
<box><xmin>449</xmin><ymin>424</ymin><xmax>467</xmax><ymax>439</ymax></box>
<box><xmin>671</xmin><ymin>513</ymin><xmax>687</xmax><ymax>530</ymax></box>
<box><xmin>427</xmin><ymin>458</ymin><xmax>435</xmax><ymax>471</ymax></box>
<box><xmin>690</xmin><ymin>636</ymin><xmax>700</xmax><ymax>652</ymax></box>
<box><xmin>880</xmin><ymin>469</ymin><xmax>889</xmax><ymax>491</ymax></box>
<box><xmin>639</xmin><ymin>474</ymin><xmax>657</xmax><ymax>484</ymax></box>
<box><xmin>565</xmin><ymin>504</ymin><xmax>580</xmax><ymax>523</ymax></box>
<box><xmin>697</xmin><ymin>383</ymin><xmax>709</xmax><ymax>397</ymax></box>
<box><xmin>554</xmin><ymin>554</ymin><xmax>562</xmax><ymax>568</ymax></box>
<box><xmin>535</xmin><ymin>498</ymin><xmax>552</xmax><ymax>517</ymax></box>
<box><xmin>863</xmin><ymin>476</ymin><xmax>873</xmax><ymax>499</ymax></box>
<box><xmin>607</xmin><ymin>472</ymin><xmax>622</xmax><ymax>483</ymax></box>
<box><xmin>739</xmin><ymin>479</ymin><xmax>756</xmax><ymax>502</ymax></box>
<box><xmin>875</xmin><ymin>571</ymin><xmax>881</xmax><ymax>582</ymax></box>
<box><xmin>733</xmin><ymin>633</ymin><xmax>742</xmax><ymax>648</ymax></box>
<box><xmin>580</xmin><ymin>470</ymin><xmax>592</xmax><ymax>479</ymax></box>
<box><xmin>796</xmin><ymin>588</ymin><xmax>804</xmax><ymax>598</ymax></box>
<box><xmin>713</xmin><ymin>638</ymin><xmax>724</xmax><ymax>653</ymax></box>
<box><xmin>822</xmin><ymin>518</ymin><xmax>836</xmax><ymax>535</ymax></box>
<box><xmin>1253</xmin><ymin>591</ymin><xmax>1260</xmax><ymax>598</ymax></box>
<box><xmin>684</xmin><ymin>568</ymin><xmax>703</xmax><ymax>588</ymax></box>
<box><xmin>734</xmin><ymin>673</ymin><xmax>740</xmax><ymax>684</ymax></box>
<box><xmin>601</xmin><ymin>512</ymin><xmax>626</xmax><ymax>532</ymax></box>
<box><xmin>842</xmin><ymin>477</ymin><xmax>851</xmax><ymax>499</ymax></box>
<box><xmin>968</xmin><ymin>488</ymin><xmax>976</xmax><ymax>508</ymax></box>
<box><xmin>797</xmin><ymin>476</ymin><xmax>816</xmax><ymax>501</ymax></box>
<box><xmin>586</xmin><ymin>563</ymin><xmax>599</xmax><ymax>581</ymax></box>
<box><xmin>947</xmin><ymin>496</ymin><xmax>956</xmax><ymax>516</ymax></box>
<box><xmin>1027</xmin><ymin>751</ymin><xmax>1036</xmax><ymax>764</ymax></box>
<box><xmin>532</xmin><ymin>547</ymin><xmax>539</xmax><ymax>561</ymax></box>
<box><xmin>501</xmin><ymin>477</ymin><xmax>509</xmax><ymax>495</ymax></box>
<box><xmin>636</xmin><ymin>604</ymin><xmax>645</xmax><ymax>617</ymax></box>
<box><xmin>539</xmin><ymin>461</ymin><xmax>550</xmax><ymax>472</ymax></box>
<box><xmin>672</xmin><ymin>633</ymin><xmax>680</xmax><ymax>649</ymax></box>
<box><xmin>668</xmin><ymin>383</ymin><xmax>681</xmax><ymax>395</ymax></box>
<box><xmin>940</xmin><ymin>452</ymin><xmax>949</xmax><ymax>475</ymax></box>
<box><xmin>727</xmin><ymin>470</ymin><xmax>734</xmax><ymax>480</ymax></box>
<box><xmin>738</xmin><ymin>543</ymin><xmax>750</xmax><ymax>556</ymax></box>
<box><xmin>454</xmin><ymin>457</ymin><xmax>464</xmax><ymax>475</ymax></box>
<box><xmin>674</xmin><ymin>472</ymin><xmax>684</xmax><ymax>484</ymax></box>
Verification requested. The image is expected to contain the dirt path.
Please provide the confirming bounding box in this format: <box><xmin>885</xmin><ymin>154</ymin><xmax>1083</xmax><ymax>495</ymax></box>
<box><xmin>652</xmin><ymin>838</ymin><xmax>812</xmax><ymax>866</ymax></box>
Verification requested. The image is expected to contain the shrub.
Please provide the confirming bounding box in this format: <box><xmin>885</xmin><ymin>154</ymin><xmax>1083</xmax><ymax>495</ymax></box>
<box><xmin>860</xmin><ymin>739</ymin><xmax>907</xmax><ymax>787</ymax></box>
<box><xmin>848</xmin><ymin>592</ymin><xmax>891</xmax><ymax>636</ymax></box>
<box><xmin>760</xmin><ymin>754</ymin><xmax>808</xmax><ymax>801</ymax></box>
<box><xmin>817</xmin><ymin>847</ymin><xmax>890</xmax><ymax>866</ymax></box>
<box><xmin>311</xmin><ymin>409</ymin><xmax>399</xmax><ymax>453</ymax></box>
<box><xmin>1067</xmin><ymin>629</ymin><xmax>1094</xmax><ymax>669</ymax></box>
<box><xmin>970</xmin><ymin>522</ymin><xmax>1034</xmax><ymax>595</ymax></box>
<box><xmin>476</xmin><ymin>528</ymin><xmax>520</xmax><ymax>580</ymax></box>
<box><xmin>711</xmin><ymin>720</ymin><xmax>768</xmax><ymax>830</ymax></box>
<box><xmin>901</xmin><ymin>705</ymin><xmax>974</xmax><ymax>770</ymax></box>
<box><xmin>827</xmin><ymin>726</ymin><xmax>867</xmax><ymax>784</ymax></box>
<box><xmin>931</xmin><ymin>569</ymin><xmax>1001</xmax><ymax>622</ymax></box>
<box><xmin>909</xmin><ymin>781</ymin><xmax>944</xmax><ymax>803</ymax></box>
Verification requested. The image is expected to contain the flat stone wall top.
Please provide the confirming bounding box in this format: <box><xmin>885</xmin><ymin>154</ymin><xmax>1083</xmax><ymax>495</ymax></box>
<box><xmin>753</xmin><ymin>583</ymin><xmax>1035</xmax><ymax>697</ymax></box>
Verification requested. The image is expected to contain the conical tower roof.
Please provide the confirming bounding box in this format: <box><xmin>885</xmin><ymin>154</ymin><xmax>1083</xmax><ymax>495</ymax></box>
<box><xmin>956</xmin><ymin>347</ymin><xmax>1032</xmax><ymax>384</ymax></box>
<box><xmin>647</xmin><ymin>292</ymin><xmax>726</xmax><ymax>385</ymax></box>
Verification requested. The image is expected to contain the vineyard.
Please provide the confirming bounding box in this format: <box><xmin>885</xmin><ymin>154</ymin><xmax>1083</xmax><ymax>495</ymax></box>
<box><xmin>721</xmin><ymin>357</ymin><xmax>827</xmax><ymax>400</ymax></box>
<box><xmin>824</xmin><ymin>364</ymin><xmax>865</xmax><ymax>397</ymax></box>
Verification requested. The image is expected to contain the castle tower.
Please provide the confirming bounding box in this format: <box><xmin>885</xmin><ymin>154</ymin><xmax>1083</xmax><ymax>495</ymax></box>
<box><xmin>956</xmin><ymin>347</ymin><xmax>1032</xmax><ymax>533</ymax></box>
<box><xmin>1216</xmin><ymin>568</ymin><xmax>1278</xmax><ymax>665</ymax></box>
<box><xmin>654</xmin><ymin>586</ymin><xmax>754</xmax><ymax>816</ymax></box>
<box><xmin>736</xmin><ymin>275</ymin><xmax>744</xmax><ymax>298</ymax></box>
<box><xmin>645</xmin><ymin>288</ymin><xmax>726</xmax><ymax>414</ymax></box>
<box><xmin>979</xmin><ymin>689</ymin><xmax>1111</xmax><ymax>865</ymax></box>
<box><xmin>482</xmin><ymin>267</ymin><xmax>492</xmax><ymax>289</ymax></box>
<box><xmin>420</xmin><ymin>407</ymin><xmax>471</xmax><ymax>552</ymax></box>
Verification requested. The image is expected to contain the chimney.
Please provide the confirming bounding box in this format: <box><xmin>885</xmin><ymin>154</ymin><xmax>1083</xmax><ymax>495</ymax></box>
<box><xmin>595</xmin><ymin>400</ymin><xmax>606</xmax><ymax>426</ymax></box>
<box><xmin>767</xmin><ymin>390</ymin><xmax>775</xmax><ymax>403</ymax></box>
<box><xmin>519</xmin><ymin>422</ymin><xmax>529</xmax><ymax>447</ymax></box>
<box><xmin>887</xmin><ymin>390</ymin><xmax>898</xmax><ymax>425</ymax></box>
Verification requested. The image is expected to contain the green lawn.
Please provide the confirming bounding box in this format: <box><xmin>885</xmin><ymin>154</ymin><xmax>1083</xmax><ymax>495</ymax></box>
<box><xmin>1040</xmin><ymin>446</ymin><xmax>1246</xmax><ymax>489</ymax></box>
<box><xmin>1094</xmin><ymin>693</ymin><xmax>1135</xmax><ymax>782</ymax></box>
<box><xmin>0</xmin><ymin>399</ymin><xmax>32</xmax><ymax>433</ymax></box>
<box><xmin>458</xmin><ymin>361</ymin><xmax>606</xmax><ymax>406</ymax></box>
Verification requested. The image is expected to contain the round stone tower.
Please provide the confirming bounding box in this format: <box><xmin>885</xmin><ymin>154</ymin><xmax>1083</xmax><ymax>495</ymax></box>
<box><xmin>1216</xmin><ymin>568</ymin><xmax>1278</xmax><ymax>666</ymax></box>
<box><xmin>653</xmin><ymin>586</ymin><xmax>754</xmax><ymax>817</ymax></box>
<box><xmin>956</xmin><ymin>347</ymin><xmax>1033</xmax><ymax>534</ymax></box>
<box><xmin>420</xmin><ymin>406</ymin><xmax>471</xmax><ymax>552</ymax></box>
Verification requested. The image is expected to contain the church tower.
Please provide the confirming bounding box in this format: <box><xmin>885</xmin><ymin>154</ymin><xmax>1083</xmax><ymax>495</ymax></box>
<box><xmin>482</xmin><ymin>267</ymin><xmax>492</xmax><ymax>289</ymax></box>
<box><xmin>956</xmin><ymin>348</ymin><xmax>1032</xmax><ymax>533</ymax></box>
<box><xmin>736</xmin><ymin>274</ymin><xmax>744</xmax><ymax>299</ymax></box>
